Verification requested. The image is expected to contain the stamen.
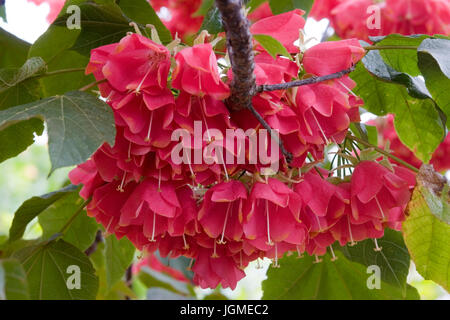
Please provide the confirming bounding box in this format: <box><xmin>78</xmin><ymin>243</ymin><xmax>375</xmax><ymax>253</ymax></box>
<box><xmin>127</xmin><ymin>142</ymin><xmax>132</xmax><ymax>162</ymax></box>
<box><xmin>211</xmin><ymin>240</ymin><xmax>219</xmax><ymax>258</ymax></box>
<box><xmin>256</xmin><ymin>258</ymin><xmax>262</xmax><ymax>270</ymax></box>
<box><xmin>182</xmin><ymin>233</ymin><xmax>189</xmax><ymax>250</ymax></box>
<box><xmin>374</xmin><ymin>238</ymin><xmax>382</xmax><ymax>252</ymax></box>
<box><xmin>309</xmin><ymin>108</ymin><xmax>329</xmax><ymax>145</ymax></box>
<box><xmin>200</xmin><ymin>98</ymin><xmax>212</xmax><ymax>142</ymax></box>
<box><xmin>129</xmin><ymin>22</ymin><xmax>142</xmax><ymax>35</ymax></box>
<box><xmin>135</xmin><ymin>66</ymin><xmax>153</xmax><ymax>94</ymax></box>
<box><xmin>135</xmin><ymin>201</ymin><xmax>144</xmax><ymax>219</ymax></box>
<box><xmin>329</xmin><ymin>245</ymin><xmax>338</xmax><ymax>261</ymax></box>
<box><xmin>347</xmin><ymin>217</ymin><xmax>357</xmax><ymax>246</ymax></box>
<box><xmin>187</xmin><ymin>258</ymin><xmax>194</xmax><ymax>271</ymax></box>
<box><xmin>296</xmin><ymin>245</ymin><xmax>304</xmax><ymax>259</ymax></box>
<box><xmin>265</xmin><ymin>200</ymin><xmax>274</xmax><ymax>246</ymax></box>
<box><xmin>313</xmin><ymin>255</ymin><xmax>323</xmax><ymax>264</ymax></box>
<box><xmin>116</xmin><ymin>171</ymin><xmax>127</xmax><ymax>192</ymax></box>
<box><xmin>145</xmin><ymin>112</ymin><xmax>154</xmax><ymax>142</ymax></box>
<box><xmin>158</xmin><ymin>169</ymin><xmax>162</xmax><ymax>192</ymax></box>
<box><xmin>272</xmin><ymin>243</ymin><xmax>280</xmax><ymax>268</ymax></box>
<box><xmin>338</xmin><ymin>80</ymin><xmax>358</xmax><ymax>97</ymax></box>
<box><xmin>145</xmin><ymin>24</ymin><xmax>162</xmax><ymax>44</ymax></box>
<box><xmin>149</xmin><ymin>212</ymin><xmax>157</xmax><ymax>242</ymax></box>
<box><xmin>374</xmin><ymin>196</ymin><xmax>386</xmax><ymax>221</ymax></box>
<box><xmin>217</xmin><ymin>202</ymin><xmax>232</xmax><ymax>244</ymax></box>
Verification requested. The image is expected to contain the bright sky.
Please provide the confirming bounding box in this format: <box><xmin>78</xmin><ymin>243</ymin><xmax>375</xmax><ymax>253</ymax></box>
<box><xmin>0</xmin><ymin>0</ymin><xmax>51</xmax><ymax>43</ymax></box>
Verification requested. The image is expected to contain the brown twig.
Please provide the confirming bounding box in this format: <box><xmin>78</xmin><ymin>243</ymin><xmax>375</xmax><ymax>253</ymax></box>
<box><xmin>257</xmin><ymin>66</ymin><xmax>356</xmax><ymax>93</ymax></box>
<box><xmin>216</xmin><ymin>0</ymin><xmax>256</xmax><ymax>112</ymax></box>
<box><xmin>85</xmin><ymin>230</ymin><xmax>104</xmax><ymax>256</ymax></box>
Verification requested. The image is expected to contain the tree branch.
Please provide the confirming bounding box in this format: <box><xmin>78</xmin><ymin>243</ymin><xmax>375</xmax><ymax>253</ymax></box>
<box><xmin>257</xmin><ymin>66</ymin><xmax>356</xmax><ymax>93</ymax></box>
<box><xmin>216</xmin><ymin>0</ymin><xmax>256</xmax><ymax>112</ymax></box>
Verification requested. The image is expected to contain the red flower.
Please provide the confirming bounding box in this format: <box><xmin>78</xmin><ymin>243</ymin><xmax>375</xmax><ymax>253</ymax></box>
<box><xmin>198</xmin><ymin>180</ymin><xmax>247</xmax><ymax>243</ymax></box>
<box><xmin>351</xmin><ymin>161</ymin><xmax>414</xmax><ymax>229</ymax></box>
<box><xmin>172</xmin><ymin>44</ymin><xmax>230</xmax><ymax>100</ymax></box>
<box><xmin>242</xmin><ymin>178</ymin><xmax>304</xmax><ymax>251</ymax></box>
<box><xmin>302</xmin><ymin>39</ymin><xmax>365</xmax><ymax>76</ymax></box>
<box><xmin>250</xmin><ymin>9</ymin><xmax>306</xmax><ymax>53</ymax></box>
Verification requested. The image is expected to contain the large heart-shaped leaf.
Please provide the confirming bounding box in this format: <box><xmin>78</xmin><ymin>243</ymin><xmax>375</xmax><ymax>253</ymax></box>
<box><xmin>0</xmin><ymin>90</ymin><xmax>116</xmax><ymax>173</ymax></box>
<box><xmin>13</xmin><ymin>240</ymin><xmax>99</xmax><ymax>300</ymax></box>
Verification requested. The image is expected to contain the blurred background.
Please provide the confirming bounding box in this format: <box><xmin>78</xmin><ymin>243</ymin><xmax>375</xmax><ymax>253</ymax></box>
<box><xmin>0</xmin><ymin>0</ymin><xmax>448</xmax><ymax>300</ymax></box>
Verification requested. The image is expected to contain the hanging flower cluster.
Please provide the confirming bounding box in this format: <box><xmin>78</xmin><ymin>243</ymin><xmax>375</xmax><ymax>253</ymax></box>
<box><xmin>70</xmin><ymin>10</ymin><xmax>416</xmax><ymax>290</ymax></box>
<box><xmin>371</xmin><ymin>114</ymin><xmax>450</xmax><ymax>172</ymax></box>
<box><xmin>310</xmin><ymin>0</ymin><xmax>450</xmax><ymax>41</ymax></box>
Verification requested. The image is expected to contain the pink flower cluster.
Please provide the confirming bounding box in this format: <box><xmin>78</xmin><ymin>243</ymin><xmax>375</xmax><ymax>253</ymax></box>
<box><xmin>310</xmin><ymin>0</ymin><xmax>450</xmax><ymax>41</ymax></box>
<box><xmin>372</xmin><ymin>114</ymin><xmax>450</xmax><ymax>172</ymax></box>
<box><xmin>69</xmin><ymin>11</ymin><xmax>416</xmax><ymax>290</ymax></box>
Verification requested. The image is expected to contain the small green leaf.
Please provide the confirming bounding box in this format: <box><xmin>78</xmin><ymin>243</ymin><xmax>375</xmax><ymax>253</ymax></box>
<box><xmin>39</xmin><ymin>192</ymin><xmax>99</xmax><ymax>251</ymax></box>
<box><xmin>253</xmin><ymin>34</ymin><xmax>292</xmax><ymax>60</ymax></box>
<box><xmin>116</xmin><ymin>0</ymin><xmax>172</xmax><ymax>44</ymax></box>
<box><xmin>13</xmin><ymin>240</ymin><xmax>99</xmax><ymax>300</ymax></box>
<box><xmin>339</xmin><ymin>229</ymin><xmax>411</xmax><ymax>292</ymax></box>
<box><xmin>370</xmin><ymin>34</ymin><xmax>429</xmax><ymax>76</ymax></box>
<box><xmin>403</xmin><ymin>165</ymin><xmax>450</xmax><ymax>291</ymax></box>
<box><xmin>350</xmin><ymin>122</ymin><xmax>378</xmax><ymax>147</ymax></box>
<box><xmin>194</xmin><ymin>0</ymin><xmax>215</xmax><ymax>17</ymax></box>
<box><xmin>268</xmin><ymin>0</ymin><xmax>313</xmax><ymax>15</ymax></box>
<box><xmin>351</xmin><ymin>53</ymin><xmax>444</xmax><ymax>163</ymax></box>
<box><xmin>0</xmin><ymin>259</ymin><xmax>30</xmax><ymax>300</ymax></box>
<box><xmin>418</xmin><ymin>38</ymin><xmax>450</xmax><ymax>127</ymax></box>
<box><xmin>0</xmin><ymin>28</ymin><xmax>29</xmax><ymax>69</ymax></box>
<box><xmin>0</xmin><ymin>57</ymin><xmax>47</xmax><ymax>94</ymax></box>
<box><xmin>8</xmin><ymin>185</ymin><xmax>78</xmax><ymax>243</ymax></box>
<box><xmin>138</xmin><ymin>267</ymin><xmax>192</xmax><ymax>296</ymax></box>
<box><xmin>246</xmin><ymin>0</ymin><xmax>267</xmax><ymax>13</ymax></box>
<box><xmin>146</xmin><ymin>287</ymin><xmax>194</xmax><ymax>300</ymax></box>
<box><xmin>262</xmin><ymin>252</ymin><xmax>419</xmax><ymax>300</ymax></box>
<box><xmin>200</xmin><ymin>5</ymin><xmax>223</xmax><ymax>34</ymax></box>
<box><xmin>0</xmin><ymin>5</ymin><xmax>6</xmax><ymax>23</ymax></box>
<box><xmin>105</xmin><ymin>234</ymin><xmax>135</xmax><ymax>290</ymax></box>
<box><xmin>0</xmin><ymin>118</ymin><xmax>44</xmax><ymax>164</ymax></box>
<box><xmin>0</xmin><ymin>91</ymin><xmax>116</xmax><ymax>173</ymax></box>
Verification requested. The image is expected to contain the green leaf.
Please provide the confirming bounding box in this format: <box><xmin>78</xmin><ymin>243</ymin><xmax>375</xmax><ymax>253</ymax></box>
<box><xmin>0</xmin><ymin>28</ymin><xmax>30</xmax><ymax>69</ymax></box>
<box><xmin>370</xmin><ymin>34</ymin><xmax>429</xmax><ymax>76</ymax></box>
<box><xmin>403</xmin><ymin>166</ymin><xmax>450</xmax><ymax>291</ymax></box>
<box><xmin>268</xmin><ymin>0</ymin><xmax>313</xmax><ymax>15</ymax></box>
<box><xmin>8</xmin><ymin>185</ymin><xmax>78</xmax><ymax>243</ymax></box>
<box><xmin>352</xmin><ymin>53</ymin><xmax>445</xmax><ymax>163</ymax></box>
<box><xmin>138</xmin><ymin>267</ymin><xmax>192</xmax><ymax>296</ymax></box>
<box><xmin>0</xmin><ymin>118</ymin><xmax>44</xmax><ymax>164</ymax></box>
<box><xmin>262</xmin><ymin>252</ymin><xmax>419</xmax><ymax>300</ymax></box>
<box><xmin>194</xmin><ymin>0</ymin><xmax>215</xmax><ymax>17</ymax></box>
<box><xmin>13</xmin><ymin>240</ymin><xmax>99</xmax><ymax>300</ymax></box>
<box><xmin>39</xmin><ymin>192</ymin><xmax>98</xmax><ymax>251</ymax></box>
<box><xmin>200</xmin><ymin>5</ymin><xmax>223</xmax><ymax>34</ymax></box>
<box><xmin>104</xmin><ymin>234</ymin><xmax>135</xmax><ymax>290</ymax></box>
<box><xmin>418</xmin><ymin>38</ymin><xmax>450</xmax><ymax>127</ymax></box>
<box><xmin>246</xmin><ymin>0</ymin><xmax>267</xmax><ymax>13</ymax></box>
<box><xmin>146</xmin><ymin>287</ymin><xmax>194</xmax><ymax>300</ymax></box>
<box><xmin>28</xmin><ymin>24</ymin><xmax>91</xmax><ymax>96</ymax></box>
<box><xmin>0</xmin><ymin>58</ymin><xmax>44</xmax><ymax>111</ymax></box>
<box><xmin>0</xmin><ymin>57</ymin><xmax>47</xmax><ymax>94</ymax></box>
<box><xmin>0</xmin><ymin>91</ymin><xmax>116</xmax><ymax>173</ymax></box>
<box><xmin>0</xmin><ymin>5</ymin><xmax>6</xmax><ymax>23</ymax></box>
<box><xmin>350</xmin><ymin>122</ymin><xmax>378</xmax><ymax>147</ymax></box>
<box><xmin>116</xmin><ymin>0</ymin><xmax>172</xmax><ymax>44</ymax></box>
<box><xmin>253</xmin><ymin>34</ymin><xmax>293</xmax><ymax>60</ymax></box>
<box><xmin>339</xmin><ymin>229</ymin><xmax>411</xmax><ymax>293</ymax></box>
<box><xmin>0</xmin><ymin>259</ymin><xmax>29</xmax><ymax>300</ymax></box>
<box><xmin>155</xmin><ymin>252</ymin><xmax>194</xmax><ymax>282</ymax></box>
<box><xmin>53</xmin><ymin>1</ymin><xmax>130</xmax><ymax>56</ymax></box>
